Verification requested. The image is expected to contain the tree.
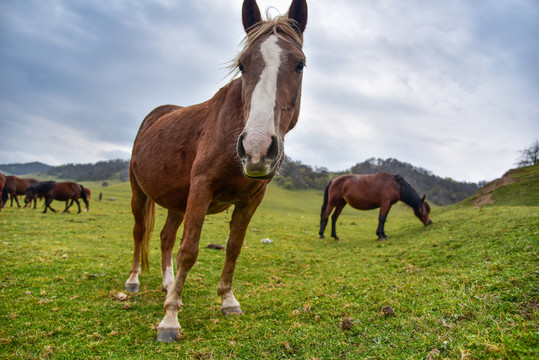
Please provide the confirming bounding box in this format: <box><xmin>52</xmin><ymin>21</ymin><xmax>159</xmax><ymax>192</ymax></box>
<box><xmin>517</xmin><ymin>140</ymin><xmax>539</xmax><ymax>167</ymax></box>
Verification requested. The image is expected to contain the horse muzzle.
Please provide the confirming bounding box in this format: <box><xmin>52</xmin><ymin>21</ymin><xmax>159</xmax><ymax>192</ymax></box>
<box><xmin>237</xmin><ymin>133</ymin><xmax>281</xmax><ymax>179</ymax></box>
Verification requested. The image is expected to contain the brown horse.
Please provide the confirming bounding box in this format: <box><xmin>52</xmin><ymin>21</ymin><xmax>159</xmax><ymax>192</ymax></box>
<box><xmin>0</xmin><ymin>172</ymin><xmax>5</xmax><ymax>212</ymax></box>
<box><xmin>2</xmin><ymin>175</ymin><xmax>39</xmax><ymax>209</ymax></box>
<box><xmin>25</xmin><ymin>181</ymin><xmax>89</xmax><ymax>213</ymax></box>
<box><xmin>319</xmin><ymin>172</ymin><xmax>432</xmax><ymax>241</ymax></box>
<box><xmin>27</xmin><ymin>186</ymin><xmax>91</xmax><ymax>211</ymax></box>
<box><xmin>125</xmin><ymin>0</ymin><xmax>307</xmax><ymax>342</ymax></box>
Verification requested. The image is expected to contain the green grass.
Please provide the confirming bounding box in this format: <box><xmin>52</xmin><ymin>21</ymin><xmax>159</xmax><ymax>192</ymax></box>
<box><xmin>0</xmin><ymin>179</ymin><xmax>537</xmax><ymax>359</ymax></box>
<box><xmin>463</xmin><ymin>164</ymin><xmax>539</xmax><ymax>207</ymax></box>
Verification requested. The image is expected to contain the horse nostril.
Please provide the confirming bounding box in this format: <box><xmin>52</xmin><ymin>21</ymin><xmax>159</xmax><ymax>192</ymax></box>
<box><xmin>265</xmin><ymin>135</ymin><xmax>279</xmax><ymax>160</ymax></box>
<box><xmin>237</xmin><ymin>133</ymin><xmax>247</xmax><ymax>158</ymax></box>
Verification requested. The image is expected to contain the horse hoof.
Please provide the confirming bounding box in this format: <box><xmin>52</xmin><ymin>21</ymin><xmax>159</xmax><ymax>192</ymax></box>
<box><xmin>125</xmin><ymin>283</ymin><xmax>139</xmax><ymax>293</ymax></box>
<box><xmin>319</xmin><ymin>235</ymin><xmax>325</xmax><ymax>239</ymax></box>
<box><xmin>378</xmin><ymin>237</ymin><xmax>388</xmax><ymax>241</ymax></box>
<box><xmin>221</xmin><ymin>306</ymin><xmax>243</xmax><ymax>315</ymax></box>
<box><xmin>156</xmin><ymin>328</ymin><xmax>180</xmax><ymax>343</ymax></box>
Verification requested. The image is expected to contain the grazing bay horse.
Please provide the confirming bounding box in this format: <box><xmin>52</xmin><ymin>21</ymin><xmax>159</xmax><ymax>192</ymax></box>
<box><xmin>319</xmin><ymin>172</ymin><xmax>432</xmax><ymax>241</ymax></box>
<box><xmin>26</xmin><ymin>181</ymin><xmax>89</xmax><ymax>214</ymax></box>
<box><xmin>3</xmin><ymin>175</ymin><xmax>39</xmax><ymax>209</ymax></box>
<box><xmin>125</xmin><ymin>0</ymin><xmax>308</xmax><ymax>342</ymax></box>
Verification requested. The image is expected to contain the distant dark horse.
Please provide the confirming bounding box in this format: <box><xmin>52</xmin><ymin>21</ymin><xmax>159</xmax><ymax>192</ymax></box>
<box><xmin>26</xmin><ymin>181</ymin><xmax>89</xmax><ymax>213</ymax></box>
<box><xmin>125</xmin><ymin>0</ymin><xmax>308</xmax><ymax>342</ymax></box>
<box><xmin>2</xmin><ymin>175</ymin><xmax>39</xmax><ymax>208</ymax></box>
<box><xmin>30</xmin><ymin>185</ymin><xmax>91</xmax><ymax>212</ymax></box>
<box><xmin>319</xmin><ymin>172</ymin><xmax>432</xmax><ymax>240</ymax></box>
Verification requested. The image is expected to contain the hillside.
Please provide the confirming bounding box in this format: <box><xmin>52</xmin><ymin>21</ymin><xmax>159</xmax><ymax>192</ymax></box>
<box><xmin>1</xmin><ymin>157</ymin><xmax>481</xmax><ymax>206</ymax></box>
<box><xmin>0</xmin><ymin>161</ymin><xmax>51</xmax><ymax>175</ymax></box>
<box><xmin>462</xmin><ymin>163</ymin><xmax>539</xmax><ymax>206</ymax></box>
<box><xmin>1</xmin><ymin>167</ymin><xmax>536</xmax><ymax>358</ymax></box>
<box><xmin>44</xmin><ymin>159</ymin><xmax>129</xmax><ymax>182</ymax></box>
<box><xmin>0</xmin><ymin>159</ymin><xmax>129</xmax><ymax>182</ymax></box>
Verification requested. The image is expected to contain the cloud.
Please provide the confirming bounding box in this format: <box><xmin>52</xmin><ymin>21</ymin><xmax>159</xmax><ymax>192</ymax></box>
<box><xmin>0</xmin><ymin>0</ymin><xmax>538</xmax><ymax>182</ymax></box>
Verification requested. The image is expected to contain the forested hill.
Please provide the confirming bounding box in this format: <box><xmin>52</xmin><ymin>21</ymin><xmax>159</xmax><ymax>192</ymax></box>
<box><xmin>0</xmin><ymin>162</ymin><xmax>52</xmax><ymax>175</ymax></box>
<box><xmin>275</xmin><ymin>157</ymin><xmax>482</xmax><ymax>206</ymax></box>
<box><xmin>1</xmin><ymin>157</ymin><xmax>481</xmax><ymax>205</ymax></box>
<box><xmin>44</xmin><ymin>159</ymin><xmax>129</xmax><ymax>182</ymax></box>
<box><xmin>0</xmin><ymin>159</ymin><xmax>129</xmax><ymax>182</ymax></box>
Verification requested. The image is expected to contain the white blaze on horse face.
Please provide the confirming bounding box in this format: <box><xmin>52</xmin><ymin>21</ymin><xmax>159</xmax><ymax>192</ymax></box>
<box><xmin>243</xmin><ymin>35</ymin><xmax>282</xmax><ymax>164</ymax></box>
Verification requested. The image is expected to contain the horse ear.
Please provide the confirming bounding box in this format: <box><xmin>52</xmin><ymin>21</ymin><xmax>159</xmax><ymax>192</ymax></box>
<box><xmin>242</xmin><ymin>0</ymin><xmax>262</xmax><ymax>33</ymax></box>
<box><xmin>422</xmin><ymin>195</ymin><xmax>426</xmax><ymax>202</ymax></box>
<box><xmin>288</xmin><ymin>0</ymin><xmax>308</xmax><ymax>34</ymax></box>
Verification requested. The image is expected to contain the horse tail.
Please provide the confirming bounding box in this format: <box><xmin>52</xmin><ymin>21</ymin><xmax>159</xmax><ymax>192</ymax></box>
<box><xmin>140</xmin><ymin>199</ymin><xmax>156</xmax><ymax>273</ymax></box>
<box><xmin>1</xmin><ymin>185</ymin><xmax>8</xmax><ymax>207</ymax></box>
<box><xmin>79</xmin><ymin>184</ymin><xmax>89</xmax><ymax>211</ymax></box>
<box><xmin>320</xmin><ymin>179</ymin><xmax>333</xmax><ymax>221</ymax></box>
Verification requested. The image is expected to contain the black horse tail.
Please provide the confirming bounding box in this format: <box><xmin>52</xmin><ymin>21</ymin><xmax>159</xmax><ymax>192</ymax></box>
<box><xmin>1</xmin><ymin>185</ymin><xmax>8</xmax><ymax>207</ymax></box>
<box><xmin>79</xmin><ymin>184</ymin><xmax>89</xmax><ymax>211</ymax></box>
<box><xmin>320</xmin><ymin>179</ymin><xmax>333</xmax><ymax>221</ymax></box>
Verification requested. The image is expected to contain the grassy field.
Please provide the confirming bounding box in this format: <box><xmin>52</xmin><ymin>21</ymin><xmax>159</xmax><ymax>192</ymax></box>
<box><xmin>0</xmin><ymin>173</ymin><xmax>537</xmax><ymax>359</ymax></box>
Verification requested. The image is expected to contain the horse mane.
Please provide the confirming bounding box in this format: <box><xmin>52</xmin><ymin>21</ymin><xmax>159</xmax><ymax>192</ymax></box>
<box><xmin>394</xmin><ymin>175</ymin><xmax>428</xmax><ymax>213</ymax></box>
<box><xmin>33</xmin><ymin>181</ymin><xmax>56</xmax><ymax>194</ymax></box>
<box><xmin>228</xmin><ymin>11</ymin><xmax>304</xmax><ymax>76</ymax></box>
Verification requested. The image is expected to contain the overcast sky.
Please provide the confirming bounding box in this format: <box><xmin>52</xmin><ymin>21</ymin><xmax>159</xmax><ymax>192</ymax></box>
<box><xmin>1</xmin><ymin>0</ymin><xmax>538</xmax><ymax>182</ymax></box>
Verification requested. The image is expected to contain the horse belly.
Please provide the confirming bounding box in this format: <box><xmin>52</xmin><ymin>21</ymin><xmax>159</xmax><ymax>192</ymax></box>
<box><xmin>347</xmin><ymin>199</ymin><xmax>379</xmax><ymax>210</ymax></box>
<box><xmin>136</xmin><ymin>172</ymin><xmax>190</xmax><ymax>213</ymax></box>
<box><xmin>53</xmin><ymin>191</ymin><xmax>73</xmax><ymax>201</ymax></box>
<box><xmin>345</xmin><ymin>191</ymin><xmax>380</xmax><ymax>210</ymax></box>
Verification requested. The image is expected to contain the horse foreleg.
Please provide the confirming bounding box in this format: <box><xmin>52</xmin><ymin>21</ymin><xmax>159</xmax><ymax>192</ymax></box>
<box><xmin>330</xmin><ymin>200</ymin><xmax>346</xmax><ymax>240</ymax></box>
<box><xmin>376</xmin><ymin>202</ymin><xmax>391</xmax><ymax>240</ymax></box>
<box><xmin>218</xmin><ymin>192</ymin><xmax>265</xmax><ymax>316</ymax></box>
<box><xmin>157</xmin><ymin>186</ymin><xmax>211</xmax><ymax>343</ymax></box>
<box><xmin>160</xmin><ymin>210</ymin><xmax>184</xmax><ymax>295</ymax></box>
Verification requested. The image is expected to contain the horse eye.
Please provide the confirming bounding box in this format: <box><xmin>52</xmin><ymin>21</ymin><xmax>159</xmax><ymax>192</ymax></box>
<box><xmin>238</xmin><ymin>63</ymin><xmax>245</xmax><ymax>73</ymax></box>
<box><xmin>295</xmin><ymin>62</ymin><xmax>304</xmax><ymax>73</ymax></box>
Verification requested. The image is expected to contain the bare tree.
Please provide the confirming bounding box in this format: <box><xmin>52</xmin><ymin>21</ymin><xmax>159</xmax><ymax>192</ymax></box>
<box><xmin>517</xmin><ymin>140</ymin><xmax>539</xmax><ymax>167</ymax></box>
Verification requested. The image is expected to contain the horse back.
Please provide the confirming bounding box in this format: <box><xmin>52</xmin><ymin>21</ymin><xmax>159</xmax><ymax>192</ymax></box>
<box><xmin>337</xmin><ymin>172</ymin><xmax>400</xmax><ymax>210</ymax></box>
<box><xmin>48</xmin><ymin>182</ymin><xmax>79</xmax><ymax>201</ymax></box>
<box><xmin>136</xmin><ymin>105</ymin><xmax>184</xmax><ymax>138</ymax></box>
<box><xmin>9</xmin><ymin>177</ymin><xmax>39</xmax><ymax>194</ymax></box>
